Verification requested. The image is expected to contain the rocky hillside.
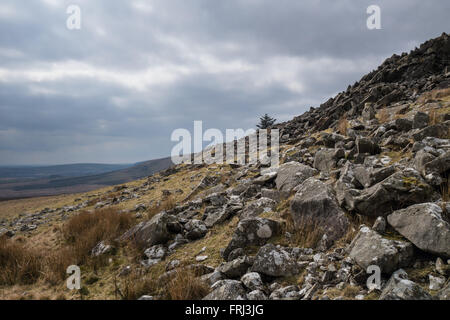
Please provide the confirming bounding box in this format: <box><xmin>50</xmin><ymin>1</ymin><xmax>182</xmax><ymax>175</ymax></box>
<box><xmin>1</xmin><ymin>33</ymin><xmax>449</xmax><ymax>301</ymax></box>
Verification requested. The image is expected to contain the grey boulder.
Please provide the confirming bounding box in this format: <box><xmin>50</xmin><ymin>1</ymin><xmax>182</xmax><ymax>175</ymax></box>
<box><xmin>290</xmin><ymin>178</ymin><xmax>349</xmax><ymax>244</ymax></box>
<box><xmin>120</xmin><ymin>212</ymin><xmax>174</xmax><ymax>246</ymax></box>
<box><xmin>222</xmin><ymin>218</ymin><xmax>281</xmax><ymax>261</ymax></box>
<box><xmin>313</xmin><ymin>148</ymin><xmax>345</xmax><ymax>173</ymax></box>
<box><xmin>203</xmin><ymin>280</ymin><xmax>247</xmax><ymax>300</ymax></box>
<box><xmin>387</xmin><ymin>203</ymin><xmax>450</xmax><ymax>257</ymax></box>
<box><xmin>275</xmin><ymin>162</ymin><xmax>317</xmax><ymax>196</ymax></box>
<box><xmin>348</xmin><ymin>226</ymin><xmax>414</xmax><ymax>274</ymax></box>
<box><xmin>379</xmin><ymin>269</ymin><xmax>432</xmax><ymax>300</ymax></box>
<box><xmin>350</xmin><ymin>168</ymin><xmax>435</xmax><ymax>217</ymax></box>
<box><xmin>251</xmin><ymin>244</ymin><xmax>299</xmax><ymax>277</ymax></box>
<box><xmin>217</xmin><ymin>256</ymin><xmax>254</xmax><ymax>279</ymax></box>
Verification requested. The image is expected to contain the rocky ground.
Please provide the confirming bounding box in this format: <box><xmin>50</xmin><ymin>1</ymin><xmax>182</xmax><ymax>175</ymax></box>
<box><xmin>1</xmin><ymin>33</ymin><xmax>450</xmax><ymax>300</ymax></box>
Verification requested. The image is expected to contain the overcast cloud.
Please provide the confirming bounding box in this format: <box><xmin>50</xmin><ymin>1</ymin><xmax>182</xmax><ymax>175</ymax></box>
<box><xmin>0</xmin><ymin>0</ymin><xmax>448</xmax><ymax>165</ymax></box>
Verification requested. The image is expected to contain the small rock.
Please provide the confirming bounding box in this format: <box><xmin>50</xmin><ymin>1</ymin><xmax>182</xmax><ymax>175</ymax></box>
<box><xmin>196</xmin><ymin>255</ymin><xmax>209</xmax><ymax>262</ymax></box>
<box><xmin>429</xmin><ymin>275</ymin><xmax>446</xmax><ymax>291</ymax></box>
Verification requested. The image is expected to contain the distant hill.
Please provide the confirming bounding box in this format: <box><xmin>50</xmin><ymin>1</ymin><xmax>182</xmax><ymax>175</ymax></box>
<box><xmin>0</xmin><ymin>163</ymin><xmax>133</xmax><ymax>182</ymax></box>
<box><xmin>0</xmin><ymin>157</ymin><xmax>174</xmax><ymax>200</ymax></box>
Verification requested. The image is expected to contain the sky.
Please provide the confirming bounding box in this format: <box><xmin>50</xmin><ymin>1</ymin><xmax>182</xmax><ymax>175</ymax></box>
<box><xmin>0</xmin><ymin>0</ymin><xmax>448</xmax><ymax>165</ymax></box>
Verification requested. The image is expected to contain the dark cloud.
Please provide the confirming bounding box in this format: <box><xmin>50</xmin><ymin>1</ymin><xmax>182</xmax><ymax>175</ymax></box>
<box><xmin>0</xmin><ymin>0</ymin><xmax>448</xmax><ymax>165</ymax></box>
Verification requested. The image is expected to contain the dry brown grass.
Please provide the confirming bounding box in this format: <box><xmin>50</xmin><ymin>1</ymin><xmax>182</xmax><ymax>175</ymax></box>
<box><xmin>1</xmin><ymin>208</ymin><xmax>135</xmax><ymax>287</ymax></box>
<box><xmin>164</xmin><ymin>268</ymin><xmax>211</xmax><ymax>300</ymax></box>
<box><xmin>418</xmin><ymin>87</ymin><xmax>450</xmax><ymax>103</ymax></box>
<box><xmin>377</xmin><ymin>108</ymin><xmax>389</xmax><ymax>123</ymax></box>
<box><xmin>117</xmin><ymin>267</ymin><xmax>210</xmax><ymax>300</ymax></box>
<box><xmin>62</xmin><ymin>208</ymin><xmax>134</xmax><ymax>265</ymax></box>
<box><xmin>285</xmin><ymin>214</ymin><xmax>324</xmax><ymax>249</ymax></box>
<box><xmin>429</xmin><ymin>108</ymin><xmax>439</xmax><ymax>125</ymax></box>
<box><xmin>337</xmin><ymin>116</ymin><xmax>349</xmax><ymax>136</ymax></box>
<box><xmin>116</xmin><ymin>272</ymin><xmax>158</xmax><ymax>300</ymax></box>
<box><xmin>0</xmin><ymin>239</ymin><xmax>43</xmax><ymax>285</ymax></box>
<box><xmin>146</xmin><ymin>196</ymin><xmax>177</xmax><ymax>219</ymax></box>
<box><xmin>325</xmin><ymin>284</ymin><xmax>361</xmax><ymax>300</ymax></box>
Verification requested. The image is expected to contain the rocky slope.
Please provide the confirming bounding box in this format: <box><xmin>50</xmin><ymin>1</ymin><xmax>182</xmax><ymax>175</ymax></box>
<box><xmin>1</xmin><ymin>33</ymin><xmax>450</xmax><ymax>300</ymax></box>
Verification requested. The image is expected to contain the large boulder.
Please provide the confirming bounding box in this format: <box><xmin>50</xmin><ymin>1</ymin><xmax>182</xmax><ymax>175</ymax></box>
<box><xmin>217</xmin><ymin>256</ymin><xmax>254</xmax><ymax>279</ymax></box>
<box><xmin>423</xmin><ymin>151</ymin><xmax>450</xmax><ymax>176</ymax></box>
<box><xmin>313</xmin><ymin>148</ymin><xmax>345</xmax><ymax>173</ymax></box>
<box><xmin>275</xmin><ymin>162</ymin><xmax>317</xmax><ymax>196</ymax></box>
<box><xmin>203</xmin><ymin>280</ymin><xmax>247</xmax><ymax>300</ymax></box>
<box><xmin>387</xmin><ymin>203</ymin><xmax>450</xmax><ymax>257</ymax></box>
<box><xmin>353</xmin><ymin>165</ymin><xmax>396</xmax><ymax>188</ymax></box>
<box><xmin>120</xmin><ymin>212</ymin><xmax>174</xmax><ymax>246</ymax></box>
<box><xmin>222</xmin><ymin>218</ymin><xmax>281</xmax><ymax>261</ymax></box>
<box><xmin>348</xmin><ymin>226</ymin><xmax>414</xmax><ymax>274</ymax></box>
<box><xmin>379</xmin><ymin>269</ymin><xmax>432</xmax><ymax>300</ymax></box>
<box><xmin>251</xmin><ymin>244</ymin><xmax>299</xmax><ymax>277</ymax></box>
<box><xmin>350</xmin><ymin>168</ymin><xmax>435</xmax><ymax>217</ymax></box>
<box><xmin>290</xmin><ymin>178</ymin><xmax>349</xmax><ymax>243</ymax></box>
<box><xmin>412</xmin><ymin>121</ymin><xmax>450</xmax><ymax>141</ymax></box>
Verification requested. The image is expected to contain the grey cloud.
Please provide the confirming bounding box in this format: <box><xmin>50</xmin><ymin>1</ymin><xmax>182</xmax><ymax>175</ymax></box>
<box><xmin>0</xmin><ymin>0</ymin><xmax>448</xmax><ymax>165</ymax></box>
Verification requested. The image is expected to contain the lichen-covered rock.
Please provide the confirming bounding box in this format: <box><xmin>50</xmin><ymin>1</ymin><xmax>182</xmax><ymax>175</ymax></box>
<box><xmin>222</xmin><ymin>218</ymin><xmax>281</xmax><ymax>261</ymax></box>
<box><xmin>120</xmin><ymin>212</ymin><xmax>174</xmax><ymax>246</ymax></box>
<box><xmin>313</xmin><ymin>148</ymin><xmax>345</xmax><ymax>173</ymax></box>
<box><xmin>217</xmin><ymin>256</ymin><xmax>254</xmax><ymax>279</ymax></box>
<box><xmin>290</xmin><ymin>178</ymin><xmax>349</xmax><ymax>244</ymax></box>
<box><xmin>204</xmin><ymin>202</ymin><xmax>242</xmax><ymax>228</ymax></box>
<box><xmin>91</xmin><ymin>241</ymin><xmax>112</xmax><ymax>257</ymax></box>
<box><xmin>251</xmin><ymin>244</ymin><xmax>299</xmax><ymax>277</ymax></box>
<box><xmin>387</xmin><ymin>203</ymin><xmax>450</xmax><ymax>257</ymax></box>
<box><xmin>203</xmin><ymin>280</ymin><xmax>247</xmax><ymax>300</ymax></box>
<box><xmin>348</xmin><ymin>226</ymin><xmax>414</xmax><ymax>274</ymax></box>
<box><xmin>275</xmin><ymin>162</ymin><xmax>317</xmax><ymax>196</ymax></box>
<box><xmin>144</xmin><ymin>244</ymin><xmax>167</xmax><ymax>260</ymax></box>
<box><xmin>241</xmin><ymin>272</ymin><xmax>264</xmax><ymax>291</ymax></box>
<box><xmin>247</xmin><ymin>290</ymin><xmax>268</xmax><ymax>300</ymax></box>
<box><xmin>269</xmin><ymin>285</ymin><xmax>302</xmax><ymax>300</ymax></box>
<box><xmin>350</xmin><ymin>168</ymin><xmax>435</xmax><ymax>217</ymax></box>
<box><xmin>379</xmin><ymin>269</ymin><xmax>432</xmax><ymax>300</ymax></box>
